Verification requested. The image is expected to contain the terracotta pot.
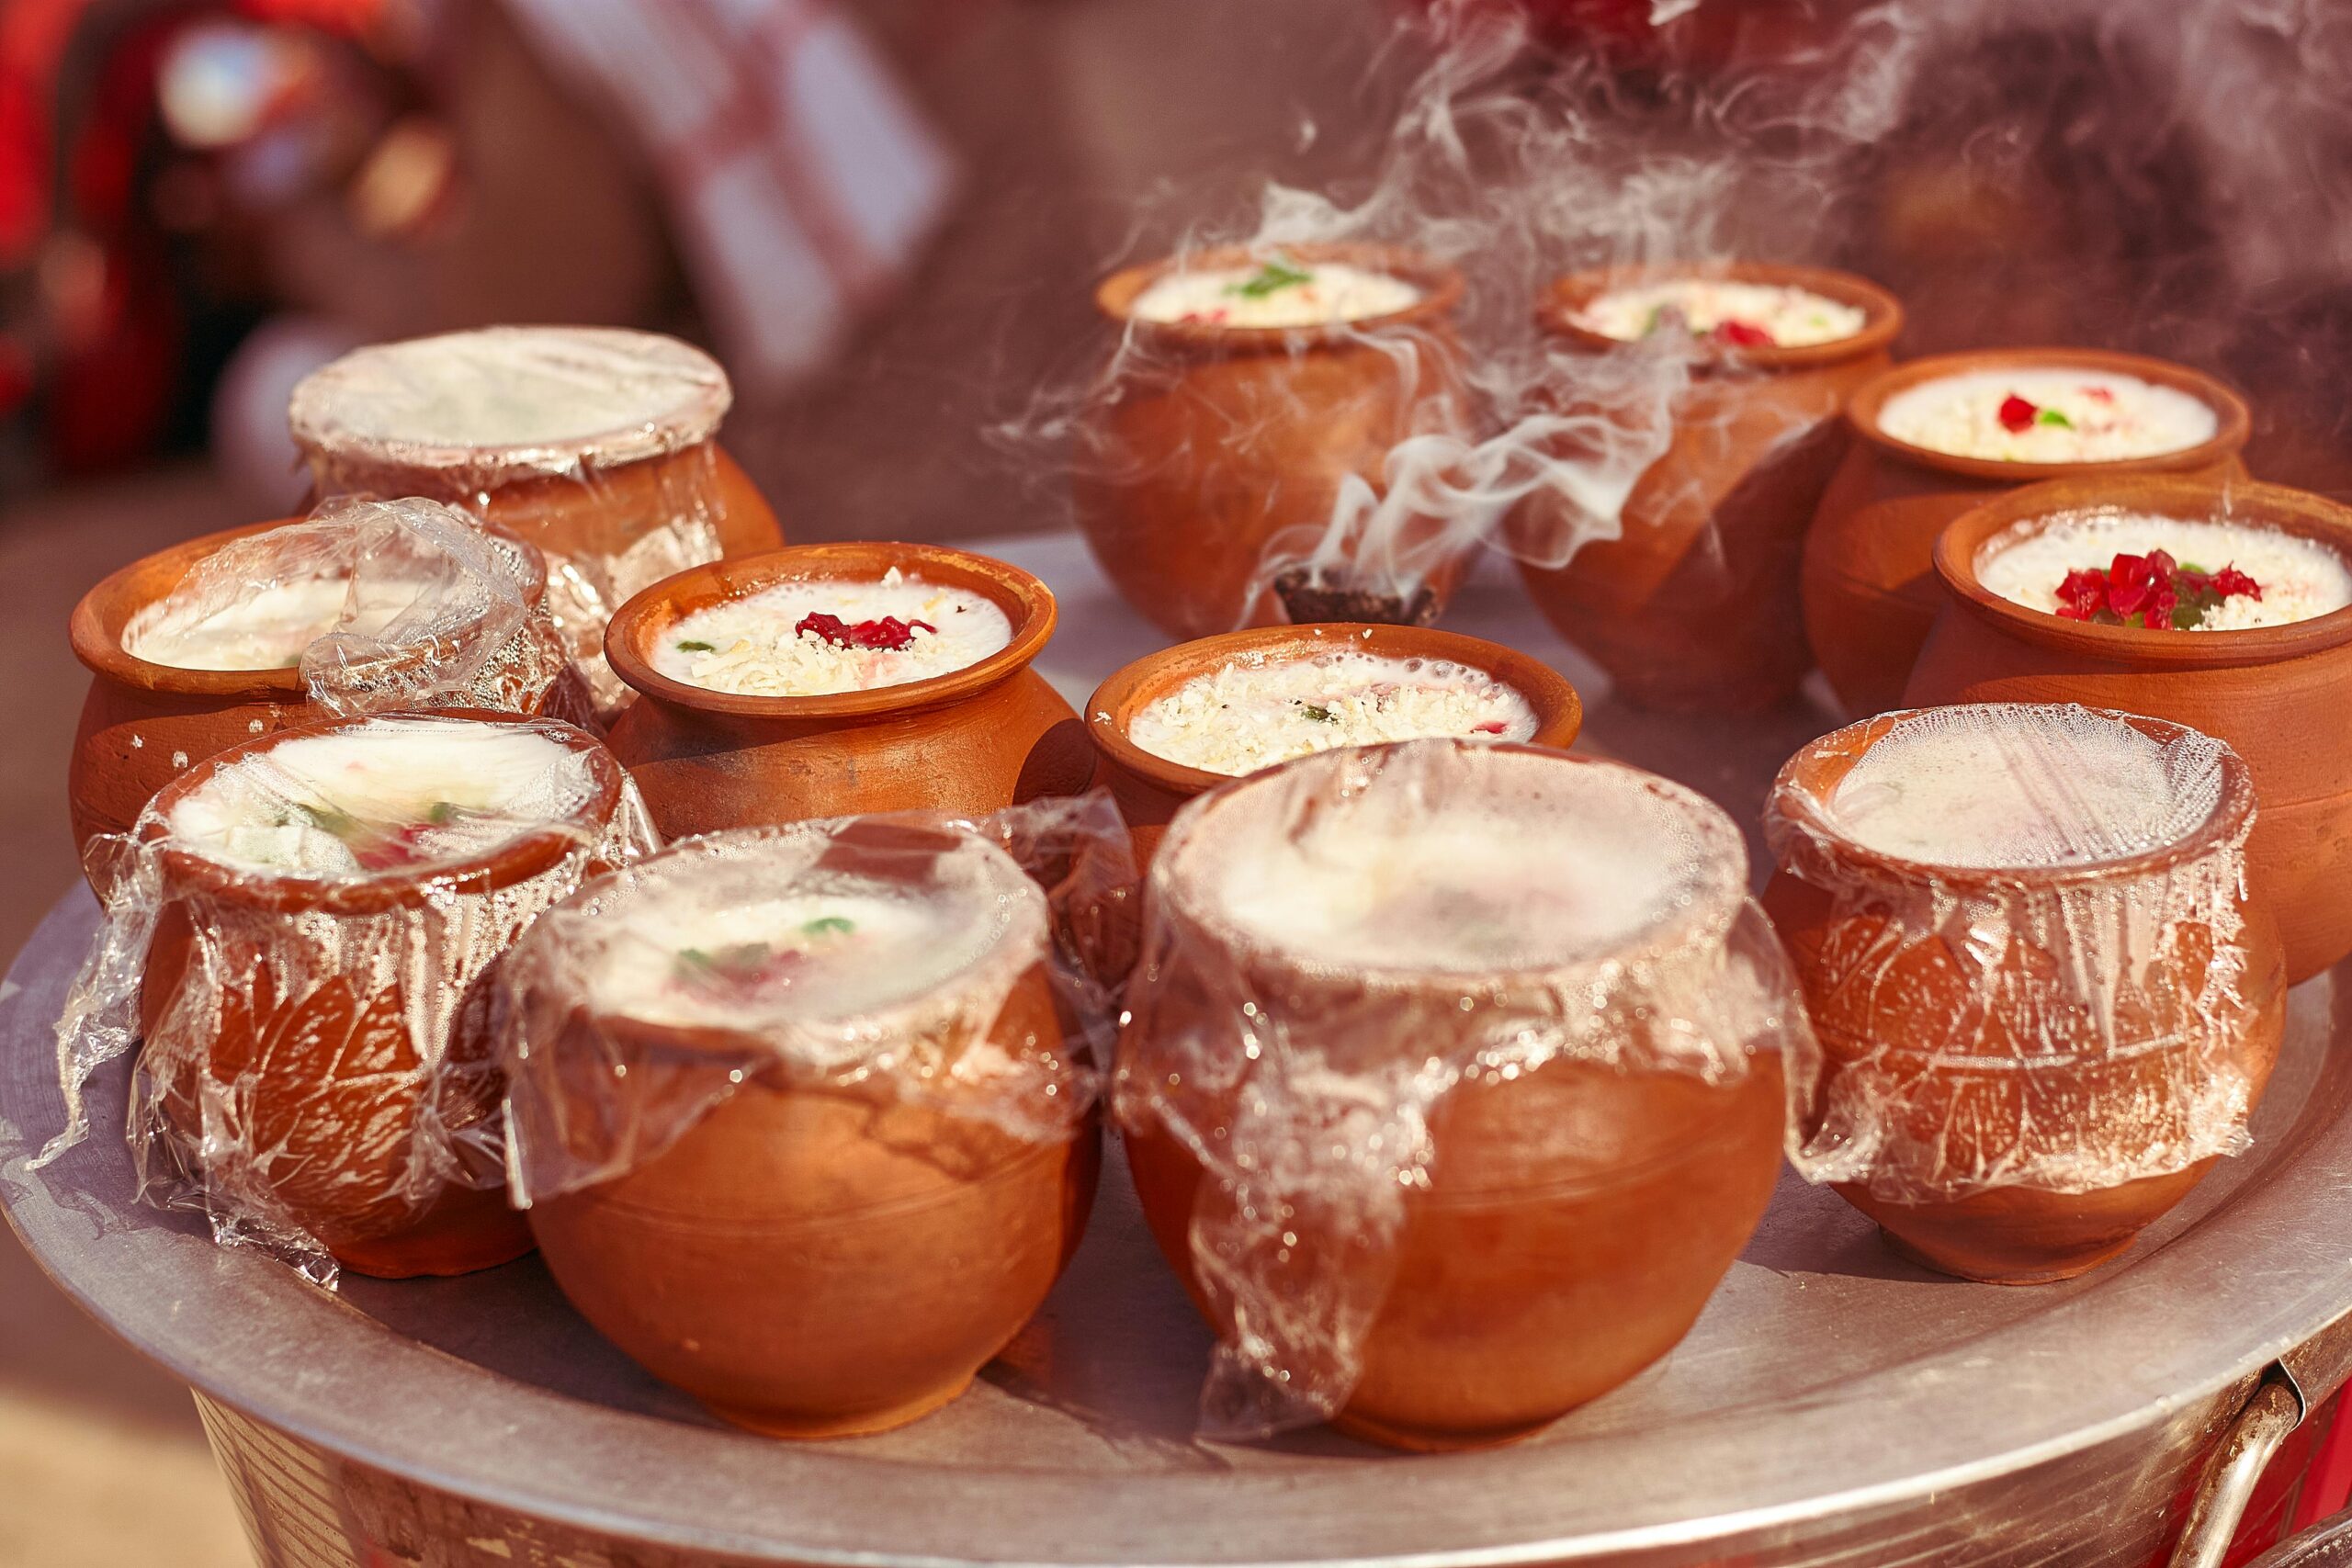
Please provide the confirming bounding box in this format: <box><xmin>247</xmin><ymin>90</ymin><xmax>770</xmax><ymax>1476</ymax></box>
<box><xmin>603</xmin><ymin>543</ymin><xmax>1095</xmax><ymax>840</ymax></box>
<box><xmin>1763</xmin><ymin>707</ymin><xmax>2288</xmax><ymax>1283</ymax></box>
<box><xmin>134</xmin><ymin>712</ymin><xmax>631</xmax><ymax>1279</ymax></box>
<box><xmin>1073</xmin><ymin>244</ymin><xmax>1474</xmax><ymax>639</ymax></box>
<box><xmin>1084</xmin><ymin>623</ymin><xmax>1584</xmax><ymax>874</ymax></box>
<box><xmin>1514</xmin><ymin>262</ymin><xmax>1903</xmax><ymax>712</ymax></box>
<box><xmin>1904</xmin><ymin>477</ymin><xmax>2352</xmax><ymax>983</ymax></box>
<box><xmin>527</xmin><ymin>973</ymin><xmax>1100</xmax><ymax>1439</ymax></box>
<box><xmin>1804</xmin><ymin>349</ymin><xmax>2251</xmax><ymax>717</ymax></box>
<box><xmin>1117</xmin><ymin>743</ymin><xmax>1790</xmax><ymax>1450</ymax></box>
<box><xmin>68</xmin><ymin>519</ymin><xmax>582</xmax><ymax>868</ymax></box>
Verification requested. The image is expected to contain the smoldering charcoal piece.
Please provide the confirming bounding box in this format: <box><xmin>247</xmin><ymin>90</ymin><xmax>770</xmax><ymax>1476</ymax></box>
<box><xmin>1272</xmin><ymin>568</ymin><xmax>1442</xmax><ymax>627</ymax></box>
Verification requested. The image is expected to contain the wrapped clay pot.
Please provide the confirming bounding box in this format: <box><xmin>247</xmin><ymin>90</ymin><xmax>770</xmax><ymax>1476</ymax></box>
<box><xmin>1118</xmin><ymin>739</ymin><xmax>1804</xmax><ymax>1449</ymax></box>
<box><xmin>1804</xmin><ymin>349</ymin><xmax>2249</xmax><ymax>716</ymax></box>
<box><xmin>498</xmin><ymin>812</ymin><xmax>1114</xmax><ymax>1438</ymax></box>
<box><xmin>68</xmin><ymin>502</ymin><xmax>587</xmax><ymax>864</ymax></box>
<box><xmin>1085</xmin><ymin>623</ymin><xmax>1582</xmax><ymax>873</ymax></box>
<box><xmin>1073</xmin><ymin>244</ymin><xmax>1474</xmax><ymax>639</ymax></box>
<box><xmin>1904</xmin><ymin>477</ymin><xmax>2352</xmax><ymax>983</ymax></box>
<box><xmin>50</xmin><ymin>711</ymin><xmax>653</xmax><ymax>1281</ymax></box>
<box><xmin>1515</xmin><ymin>262</ymin><xmax>1902</xmax><ymax>712</ymax></box>
<box><xmin>604</xmin><ymin>542</ymin><xmax>1094</xmax><ymax>840</ymax></box>
<box><xmin>1766</xmin><ymin>704</ymin><xmax>2285</xmax><ymax>1282</ymax></box>
<box><xmin>291</xmin><ymin>326</ymin><xmax>785</xmax><ymax>704</ymax></box>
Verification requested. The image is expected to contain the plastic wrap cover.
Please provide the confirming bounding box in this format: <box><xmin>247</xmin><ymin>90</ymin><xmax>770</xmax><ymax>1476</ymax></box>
<box><xmin>124</xmin><ymin>497</ymin><xmax>581</xmax><ymax>720</ymax></box>
<box><xmin>1114</xmin><ymin>738</ymin><xmax>1815</xmax><ymax>1438</ymax></box>
<box><xmin>288</xmin><ymin>326</ymin><xmax>734</xmax><ymax>712</ymax></box>
<box><xmin>1766</xmin><ymin>704</ymin><xmax>2267</xmax><ymax>1204</ymax></box>
<box><xmin>495</xmin><ymin>792</ymin><xmax>1136</xmax><ymax>1207</ymax></box>
<box><xmin>38</xmin><ymin>715</ymin><xmax>659</xmax><ymax>1285</ymax></box>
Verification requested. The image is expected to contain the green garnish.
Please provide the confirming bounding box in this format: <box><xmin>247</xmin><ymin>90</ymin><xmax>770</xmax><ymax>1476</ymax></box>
<box><xmin>675</xmin><ymin>639</ymin><xmax>716</xmax><ymax>653</ymax></box>
<box><xmin>296</xmin><ymin>801</ymin><xmax>365</xmax><ymax>840</ymax></box>
<box><xmin>802</xmin><ymin>916</ymin><xmax>855</xmax><ymax>938</ymax></box>
<box><xmin>2037</xmin><ymin>409</ymin><xmax>2075</xmax><ymax>429</ymax></box>
<box><xmin>1300</xmin><ymin>704</ymin><xmax>1337</xmax><ymax>723</ymax></box>
<box><xmin>426</xmin><ymin>801</ymin><xmax>459</xmax><ymax>826</ymax></box>
<box><xmin>1225</xmin><ymin>258</ymin><xmax>1313</xmax><ymax>299</ymax></box>
<box><xmin>673</xmin><ymin>942</ymin><xmax>782</xmax><ymax>987</ymax></box>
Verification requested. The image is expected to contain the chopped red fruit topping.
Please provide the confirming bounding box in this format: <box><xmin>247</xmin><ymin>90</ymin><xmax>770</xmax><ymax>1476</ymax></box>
<box><xmin>1998</xmin><ymin>394</ymin><xmax>2040</xmax><ymax>433</ymax></box>
<box><xmin>1711</xmin><ymin>318</ymin><xmax>1773</xmax><ymax>348</ymax></box>
<box><xmin>795</xmin><ymin>612</ymin><xmax>938</xmax><ymax>651</ymax></box>
<box><xmin>1473</xmin><ymin>720</ymin><xmax>1510</xmax><ymax>735</ymax></box>
<box><xmin>2083</xmin><ymin>385</ymin><xmax>2116</xmax><ymax>403</ymax></box>
<box><xmin>2050</xmin><ymin>551</ymin><xmax>2263</xmax><ymax>630</ymax></box>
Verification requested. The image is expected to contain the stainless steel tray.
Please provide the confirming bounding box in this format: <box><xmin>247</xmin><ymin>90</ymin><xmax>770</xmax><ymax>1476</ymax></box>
<box><xmin>8</xmin><ymin>536</ymin><xmax>2352</xmax><ymax>1568</ymax></box>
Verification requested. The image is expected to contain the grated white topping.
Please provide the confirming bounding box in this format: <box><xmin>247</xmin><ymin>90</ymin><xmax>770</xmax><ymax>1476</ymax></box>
<box><xmin>1129</xmin><ymin>257</ymin><xmax>1421</xmax><ymax>329</ymax></box>
<box><xmin>1977</xmin><ymin>512</ymin><xmax>2352</xmax><ymax>631</ymax></box>
<box><xmin>1877</xmin><ymin>368</ymin><xmax>2218</xmax><ymax>463</ymax></box>
<box><xmin>1126</xmin><ymin>651</ymin><xmax>1538</xmax><ymax>777</ymax></box>
<box><xmin>1575</xmin><ymin>278</ymin><xmax>1866</xmax><ymax>347</ymax></box>
<box><xmin>652</xmin><ymin>569</ymin><xmax>1012</xmax><ymax>697</ymax></box>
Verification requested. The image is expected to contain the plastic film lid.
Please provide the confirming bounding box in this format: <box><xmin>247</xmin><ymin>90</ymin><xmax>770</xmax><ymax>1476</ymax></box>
<box><xmin>288</xmin><ymin>326</ymin><xmax>732</xmax><ymax>485</ymax></box>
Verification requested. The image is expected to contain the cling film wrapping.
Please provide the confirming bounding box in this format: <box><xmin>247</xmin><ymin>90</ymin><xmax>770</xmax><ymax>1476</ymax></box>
<box><xmin>1114</xmin><ymin>738</ymin><xmax>1812</xmax><ymax>1438</ymax></box>
<box><xmin>493</xmin><ymin>793</ymin><xmax>1136</xmax><ymax>1207</ymax></box>
<box><xmin>39</xmin><ymin>714</ymin><xmax>658</xmax><ymax>1285</ymax></box>
<box><xmin>1765</xmin><ymin>704</ymin><xmax>2280</xmax><ymax>1205</ymax></box>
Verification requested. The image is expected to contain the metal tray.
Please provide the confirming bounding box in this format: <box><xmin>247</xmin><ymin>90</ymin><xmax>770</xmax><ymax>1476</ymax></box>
<box><xmin>7</xmin><ymin>537</ymin><xmax>2352</xmax><ymax>1568</ymax></box>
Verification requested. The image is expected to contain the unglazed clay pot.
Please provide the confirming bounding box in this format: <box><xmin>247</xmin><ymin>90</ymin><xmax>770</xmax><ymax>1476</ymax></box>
<box><xmin>1804</xmin><ymin>350</ymin><xmax>2250</xmax><ymax>716</ymax></box>
<box><xmin>1514</xmin><ymin>262</ymin><xmax>1902</xmax><ymax>712</ymax></box>
<box><xmin>1118</xmin><ymin>741</ymin><xmax>1794</xmax><ymax>1450</ymax></box>
<box><xmin>604</xmin><ymin>543</ymin><xmax>1094</xmax><ymax>839</ymax></box>
<box><xmin>69</xmin><ymin>519</ymin><xmax>580</xmax><ymax>865</ymax></box>
<box><xmin>526</xmin><ymin>979</ymin><xmax>1101</xmax><ymax>1439</ymax></box>
<box><xmin>1905</xmin><ymin>477</ymin><xmax>2352</xmax><ymax>983</ymax></box>
<box><xmin>1764</xmin><ymin>707</ymin><xmax>2286</xmax><ymax>1282</ymax></box>
<box><xmin>1085</xmin><ymin>623</ymin><xmax>1583</xmax><ymax>874</ymax></box>
<box><xmin>1074</xmin><ymin>244</ymin><xmax>1473</xmax><ymax>639</ymax></box>
<box><xmin>134</xmin><ymin>712</ymin><xmax>633</xmax><ymax>1279</ymax></box>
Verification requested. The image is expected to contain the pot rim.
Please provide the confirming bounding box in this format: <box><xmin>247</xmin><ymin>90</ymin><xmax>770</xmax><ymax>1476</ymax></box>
<box><xmin>604</xmin><ymin>542</ymin><xmax>1058</xmax><ymax>722</ymax></box>
<box><xmin>1092</xmin><ymin>242</ymin><xmax>1466</xmax><ymax>355</ymax></box>
<box><xmin>1930</xmin><ymin>476</ymin><xmax>2352</xmax><ymax>668</ymax></box>
<box><xmin>139</xmin><ymin>708</ymin><xmax>625</xmax><ymax>916</ymax></box>
<box><xmin>71</xmin><ymin>515</ymin><xmax>553</xmax><ymax>697</ymax></box>
<box><xmin>1084</xmin><ymin>623</ymin><xmax>1584</xmax><ymax>804</ymax></box>
<box><xmin>1843</xmin><ymin>347</ymin><xmax>2253</xmax><ymax>482</ymax></box>
<box><xmin>1151</xmin><ymin>739</ymin><xmax>1751</xmax><ymax>995</ymax></box>
<box><xmin>1533</xmin><ymin>259</ymin><xmax>1905</xmax><ymax>374</ymax></box>
<box><xmin>1767</xmin><ymin>703</ymin><xmax>2260</xmax><ymax>894</ymax></box>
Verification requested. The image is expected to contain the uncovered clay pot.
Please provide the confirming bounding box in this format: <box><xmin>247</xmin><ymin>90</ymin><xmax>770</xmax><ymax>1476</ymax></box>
<box><xmin>604</xmin><ymin>543</ymin><xmax>1094</xmax><ymax>839</ymax></box>
<box><xmin>1085</xmin><ymin>623</ymin><xmax>1583</xmax><ymax>874</ymax></box>
<box><xmin>1905</xmin><ymin>477</ymin><xmax>2352</xmax><ymax>983</ymax></box>
<box><xmin>134</xmin><ymin>712</ymin><xmax>634</xmax><ymax>1279</ymax></box>
<box><xmin>1074</xmin><ymin>244</ymin><xmax>1473</xmax><ymax>639</ymax></box>
<box><xmin>1118</xmin><ymin>741</ymin><xmax>1792</xmax><ymax>1450</ymax></box>
<box><xmin>1515</xmin><ymin>262</ymin><xmax>1903</xmax><ymax>712</ymax></box>
<box><xmin>69</xmin><ymin>518</ymin><xmax>581</xmax><ymax>866</ymax></box>
<box><xmin>1804</xmin><ymin>349</ymin><xmax>2250</xmax><ymax>716</ymax></box>
<box><xmin>1764</xmin><ymin>706</ymin><xmax>2287</xmax><ymax>1282</ymax></box>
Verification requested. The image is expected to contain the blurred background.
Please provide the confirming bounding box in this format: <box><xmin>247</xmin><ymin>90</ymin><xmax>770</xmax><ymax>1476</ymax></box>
<box><xmin>4</xmin><ymin>0</ymin><xmax>2350</xmax><ymax>1560</ymax></box>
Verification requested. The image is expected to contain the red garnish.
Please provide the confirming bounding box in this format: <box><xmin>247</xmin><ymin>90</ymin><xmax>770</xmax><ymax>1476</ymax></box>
<box><xmin>1711</xmin><ymin>318</ymin><xmax>1772</xmax><ymax>348</ymax></box>
<box><xmin>795</xmin><ymin>612</ymin><xmax>938</xmax><ymax>652</ymax></box>
<box><xmin>1998</xmin><ymin>394</ymin><xmax>2040</xmax><ymax>433</ymax></box>
<box><xmin>1473</xmin><ymin>720</ymin><xmax>1509</xmax><ymax>735</ymax></box>
<box><xmin>2083</xmin><ymin>385</ymin><xmax>2115</xmax><ymax>403</ymax></box>
<box><xmin>353</xmin><ymin>823</ymin><xmax>432</xmax><ymax>871</ymax></box>
<box><xmin>2048</xmin><ymin>551</ymin><xmax>2263</xmax><ymax>630</ymax></box>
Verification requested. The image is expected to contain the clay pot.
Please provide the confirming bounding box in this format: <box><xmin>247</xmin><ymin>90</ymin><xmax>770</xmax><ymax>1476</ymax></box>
<box><xmin>1514</xmin><ymin>262</ymin><xmax>1903</xmax><ymax>713</ymax></box>
<box><xmin>1084</xmin><ymin>623</ymin><xmax>1584</xmax><ymax>874</ymax></box>
<box><xmin>603</xmin><ymin>543</ymin><xmax>1095</xmax><ymax>840</ymax></box>
<box><xmin>68</xmin><ymin>519</ymin><xmax>582</xmax><ymax>867</ymax></box>
<box><xmin>526</xmin><ymin>973</ymin><xmax>1100</xmax><ymax>1439</ymax></box>
<box><xmin>1904</xmin><ymin>477</ymin><xmax>2352</xmax><ymax>983</ymax></box>
<box><xmin>1073</xmin><ymin>244</ymin><xmax>1474</xmax><ymax>639</ymax></box>
<box><xmin>1118</xmin><ymin>743</ymin><xmax>1789</xmax><ymax>1450</ymax></box>
<box><xmin>134</xmin><ymin>712</ymin><xmax>631</xmax><ymax>1279</ymax></box>
<box><xmin>1804</xmin><ymin>350</ymin><xmax>2251</xmax><ymax>716</ymax></box>
<box><xmin>1764</xmin><ymin>707</ymin><xmax>2286</xmax><ymax>1282</ymax></box>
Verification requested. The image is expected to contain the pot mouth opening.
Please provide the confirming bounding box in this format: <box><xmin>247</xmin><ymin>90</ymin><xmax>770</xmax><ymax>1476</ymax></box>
<box><xmin>1535</xmin><ymin>260</ymin><xmax>1904</xmax><ymax>370</ymax></box>
<box><xmin>1094</xmin><ymin>242</ymin><xmax>1466</xmax><ymax>346</ymax></box>
<box><xmin>606</xmin><ymin>543</ymin><xmax>1057</xmax><ymax>720</ymax></box>
<box><xmin>1847</xmin><ymin>348</ymin><xmax>2252</xmax><ymax>479</ymax></box>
